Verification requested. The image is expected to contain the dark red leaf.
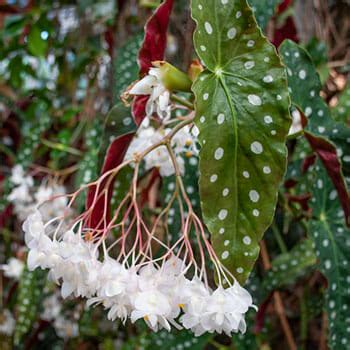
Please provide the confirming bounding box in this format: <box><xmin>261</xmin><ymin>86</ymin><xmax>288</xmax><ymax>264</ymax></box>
<box><xmin>138</xmin><ymin>0</ymin><xmax>174</xmax><ymax>75</ymax></box>
<box><xmin>305</xmin><ymin>131</ymin><xmax>350</xmax><ymax>226</ymax></box>
<box><xmin>277</xmin><ymin>0</ymin><xmax>293</xmax><ymax>14</ymax></box>
<box><xmin>302</xmin><ymin>154</ymin><xmax>317</xmax><ymax>174</ymax></box>
<box><xmin>272</xmin><ymin>0</ymin><xmax>298</xmax><ymax>47</ymax></box>
<box><xmin>0</xmin><ymin>204</ymin><xmax>12</xmax><ymax>229</ymax></box>
<box><xmin>133</xmin><ymin>95</ymin><xmax>149</xmax><ymax>126</ymax></box>
<box><xmin>86</xmin><ymin>133</ymin><xmax>134</xmax><ymax>229</ymax></box>
<box><xmin>287</xmin><ymin>193</ymin><xmax>312</xmax><ymax>212</ymax></box>
<box><xmin>273</xmin><ymin>17</ymin><xmax>298</xmax><ymax>47</ymax></box>
<box><xmin>254</xmin><ymin>293</ymin><xmax>273</xmax><ymax>333</ymax></box>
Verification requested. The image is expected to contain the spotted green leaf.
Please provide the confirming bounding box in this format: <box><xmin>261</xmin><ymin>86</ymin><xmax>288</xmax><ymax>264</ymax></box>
<box><xmin>75</xmin><ymin>119</ymin><xmax>103</xmax><ymax>209</ymax></box>
<box><xmin>332</xmin><ymin>81</ymin><xmax>350</xmax><ymax>124</ymax></box>
<box><xmin>308</xmin><ymin>161</ymin><xmax>350</xmax><ymax>349</ymax></box>
<box><xmin>27</xmin><ymin>24</ymin><xmax>48</xmax><ymax>57</ymax></box>
<box><xmin>248</xmin><ymin>0</ymin><xmax>282</xmax><ymax>30</ymax></box>
<box><xmin>122</xmin><ymin>330</ymin><xmax>213</xmax><ymax>350</ymax></box>
<box><xmin>280</xmin><ymin>40</ymin><xmax>350</xmax><ymax>179</ymax></box>
<box><xmin>114</xmin><ymin>33</ymin><xmax>143</xmax><ymax>100</ymax></box>
<box><xmin>191</xmin><ymin>0</ymin><xmax>291</xmax><ymax>284</ymax></box>
<box><xmin>14</xmin><ymin>267</ymin><xmax>46</xmax><ymax>346</ymax></box>
<box><xmin>98</xmin><ymin>102</ymin><xmax>137</xmax><ymax>169</ymax></box>
<box><xmin>18</xmin><ymin>101</ymin><xmax>51</xmax><ymax>168</ymax></box>
<box><xmin>263</xmin><ymin>239</ymin><xmax>316</xmax><ymax>292</ymax></box>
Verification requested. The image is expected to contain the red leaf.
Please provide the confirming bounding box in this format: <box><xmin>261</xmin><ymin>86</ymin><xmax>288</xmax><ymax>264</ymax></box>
<box><xmin>272</xmin><ymin>0</ymin><xmax>298</xmax><ymax>47</ymax></box>
<box><xmin>138</xmin><ymin>0</ymin><xmax>174</xmax><ymax>75</ymax></box>
<box><xmin>273</xmin><ymin>17</ymin><xmax>298</xmax><ymax>47</ymax></box>
<box><xmin>133</xmin><ymin>95</ymin><xmax>150</xmax><ymax>126</ymax></box>
<box><xmin>254</xmin><ymin>293</ymin><xmax>273</xmax><ymax>333</ymax></box>
<box><xmin>277</xmin><ymin>0</ymin><xmax>294</xmax><ymax>14</ymax></box>
<box><xmin>287</xmin><ymin>193</ymin><xmax>311</xmax><ymax>212</ymax></box>
<box><xmin>86</xmin><ymin>133</ymin><xmax>134</xmax><ymax>229</ymax></box>
<box><xmin>302</xmin><ymin>154</ymin><xmax>317</xmax><ymax>174</ymax></box>
<box><xmin>132</xmin><ymin>0</ymin><xmax>174</xmax><ymax>124</ymax></box>
<box><xmin>305</xmin><ymin>131</ymin><xmax>350</xmax><ymax>226</ymax></box>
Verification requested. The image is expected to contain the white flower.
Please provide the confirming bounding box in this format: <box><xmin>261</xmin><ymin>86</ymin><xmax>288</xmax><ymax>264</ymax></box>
<box><xmin>125</xmin><ymin>120</ymin><xmax>196</xmax><ymax>177</ymax></box>
<box><xmin>36</xmin><ymin>184</ymin><xmax>68</xmax><ymax>222</ymax></box>
<box><xmin>0</xmin><ymin>258</ymin><xmax>24</xmax><ymax>280</ymax></box>
<box><xmin>131</xmin><ymin>289</ymin><xmax>173</xmax><ymax>331</ymax></box>
<box><xmin>179</xmin><ymin>278</ymin><xmax>211</xmax><ymax>336</ymax></box>
<box><xmin>23</xmin><ymin>210</ymin><xmax>45</xmax><ymax>248</ymax></box>
<box><xmin>0</xmin><ymin>309</ymin><xmax>15</xmax><ymax>336</ymax></box>
<box><xmin>10</xmin><ymin>165</ymin><xmax>33</xmax><ymax>186</ymax></box>
<box><xmin>97</xmin><ymin>258</ymin><xmax>129</xmax><ymax>297</ymax></box>
<box><xmin>201</xmin><ymin>286</ymin><xmax>246</xmax><ymax>336</ymax></box>
<box><xmin>8</xmin><ymin>184</ymin><xmax>32</xmax><ymax>203</ymax></box>
<box><xmin>130</xmin><ymin>67</ymin><xmax>171</xmax><ymax>120</ymax></box>
<box><xmin>289</xmin><ymin>109</ymin><xmax>302</xmax><ymax>135</ymax></box>
<box><xmin>8</xmin><ymin>167</ymin><xmax>68</xmax><ymax>222</ymax></box>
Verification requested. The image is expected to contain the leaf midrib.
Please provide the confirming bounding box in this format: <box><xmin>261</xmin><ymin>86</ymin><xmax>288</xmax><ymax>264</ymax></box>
<box><xmin>219</xmin><ymin>75</ymin><xmax>238</xmax><ymax>245</ymax></box>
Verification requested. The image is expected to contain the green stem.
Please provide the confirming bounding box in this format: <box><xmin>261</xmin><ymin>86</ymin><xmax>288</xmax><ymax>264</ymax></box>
<box><xmin>41</xmin><ymin>138</ymin><xmax>83</xmax><ymax>156</ymax></box>
<box><xmin>0</xmin><ymin>143</ymin><xmax>16</xmax><ymax>162</ymax></box>
<box><xmin>171</xmin><ymin>94</ymin><xmax>194</xmax><ymax>110</ymax></box>
<box><xmin>271</xmin><ymin>222</ymin><xmax>288</xmax><ymax>253</ymax></box>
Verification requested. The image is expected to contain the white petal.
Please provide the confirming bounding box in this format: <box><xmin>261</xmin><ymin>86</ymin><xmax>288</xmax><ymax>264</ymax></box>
<box><xmin>61</xmin><ymin>280</ymin><xmax>75</xmax><ymax>298</ymax></box>
<box><xmin>129</xmin><ymin>75</ymin><xmax>156</xmax><ymax>95</ymax></box>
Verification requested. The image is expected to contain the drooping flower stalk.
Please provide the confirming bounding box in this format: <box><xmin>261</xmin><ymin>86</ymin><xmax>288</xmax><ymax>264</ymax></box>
<box><xmin>22</xmin><ymin>64</ymin><xmax>255</xmax><ymax>336</ymax></box>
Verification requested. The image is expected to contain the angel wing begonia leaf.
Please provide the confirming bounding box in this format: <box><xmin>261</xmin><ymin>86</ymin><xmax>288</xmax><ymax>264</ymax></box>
<box><xmin>247</xmin><ymin>0</ymin><xmax>282</xmax><ymax>30</ymax></box>
<box><xmin>280</xmin><ymin>40</ymin><xmax>350</xmax><ymax>226</ymax></box>
<box><xmin>263</xmin><ymin>239</ymin><xmax>316</xmax><ymax>292</ymax></box>
<box><xmin>308</xmin><ymin>161</ymin><xmax>350</xmax><ymax>350</ymax></box>
<box><xmin>191</xmin><ymin>0</ymin><xmax>291</xmax><ymax>284</ymax></box>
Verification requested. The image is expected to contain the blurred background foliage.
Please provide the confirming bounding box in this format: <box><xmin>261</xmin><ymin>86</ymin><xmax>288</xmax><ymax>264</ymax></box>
<box><xmin>0</xmin><ymin>0</ymin><xmax>349</xmax><ymax>349</ymax></box>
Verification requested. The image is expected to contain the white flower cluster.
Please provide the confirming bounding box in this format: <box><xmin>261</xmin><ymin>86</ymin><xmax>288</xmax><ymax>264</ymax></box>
<box><xmin>8</xmin><ymin>165</ymin><xmax>68</xmax><ymax>221</ymax></box>
<box><xmin>125</xmin><ymin>120</ymin><xmax>198</xmax><ymax>177</ymax></box>
<box><xmin>24</xmin><ymin>211</ymin><xmax>255</xmax><ymax>337</ymax></box>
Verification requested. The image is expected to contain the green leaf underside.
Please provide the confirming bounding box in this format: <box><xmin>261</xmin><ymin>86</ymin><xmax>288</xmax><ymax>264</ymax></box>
<box><xmin>308</xmin><ymin>162</ymin><xmax>350</xmax><ymax>349</ymax></box>
<box><xmin>248</xmin><ymin>0</ymin><xmax>282</xmax><ymax>30</ymax></box>
<box><xmin>191</xmin><ymin>0</ymin><xmax>291</xmax><ymax>284</ymax></box>
<box><xmin>280</xmin><ymin>41</ymin><xmax>350</xmax><ymax>180</ymax></box>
